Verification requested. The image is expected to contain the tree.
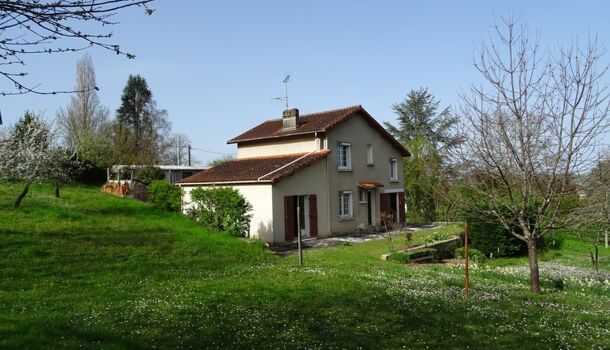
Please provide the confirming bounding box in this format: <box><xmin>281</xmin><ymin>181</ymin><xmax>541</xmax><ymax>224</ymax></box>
<box><xmin>47</xmin><ymin>148</ymin><xmax>82</xmax><ymax>198</ymax></box>
<box><xmin>0</xmin><ymin>0</ymin><xmax>154</xmax><ymax>95</ymax></box>
<box><xmin>115</xmin><ymin>74</ymin><xmax>169</xmax><ymax>164</ymax></box>
<box><xmin>457</xmin><ymin>17</ymin><xmax>610</xmax><ymax>293</ymax></box>
<box><xmin>0</xmin><ymin>112</ymin><xmax>53</xmax><ymax>208</ymax></box>
<box><xmin>385</xmin><ymin>88</ymin><xmax>462</xmax><ymax>222</ymax></box>
<box><xmin>161</xmin><ymin>133</ymin><xmax>194</xmax><ymax>165</ymax></box>
<box><xmin>207</xmin><ymin>155</ymin><xmax>234</xmax><ymax>167</ymax></box>
<box><xmin>569</xmin><ymin>153</ymin><xmax>610</xmax><ymax>270</ymax></box>
<box><xmin>57</xmin><ymin>54</ymin><xmax>111</xmax><ymax>150</ymax></box>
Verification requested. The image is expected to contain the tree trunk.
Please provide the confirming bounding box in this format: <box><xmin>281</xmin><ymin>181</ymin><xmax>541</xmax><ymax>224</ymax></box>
<box><xmin>55</xmin><ymin>180</ymin><xmax>60</xmax><ymax>198</ymax></box>
<box><xmin>14</xmin><ymin>183</ymin><xmax>30</xmax><ymax>209</ymax></box>
<box><xmin>527</xmin><ymin>238</ymin><xmax>541</xmax><ymax>293</ymax></box>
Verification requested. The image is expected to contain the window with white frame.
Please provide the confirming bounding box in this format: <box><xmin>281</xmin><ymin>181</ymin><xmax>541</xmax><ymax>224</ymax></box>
<box><xmin>366</xmin><ymin>144</ymin><xmax>374</xmax><ymax>165</ymax></box>
<box><xmin>389</xmin><ymin>158</ymin><xmax>398</xmax><ymax>181</ymax></box>
<box><xmin>337</xmin><ymin>142</ymin><xmax>352</xmax><ymax>170</ymax></box>
<box><xmin>359</xmin><ymin>188</ymin><xmax>367</xmax><ymax>203</ymax></box>
<box><xmin>339</xmin><ymin>191</ymin><xmax>353</xmax><ymax>218</ymax></box>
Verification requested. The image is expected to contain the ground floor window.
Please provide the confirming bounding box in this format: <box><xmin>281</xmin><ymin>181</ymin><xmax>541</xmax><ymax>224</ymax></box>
<box><xmin>358</xmin><ymin>188</ymin><xmax>367</xmax><ymax>203</ymax></box>
<box><xmin>339</xmin><ymin>191</ymin><xmax>353</xmax><ymax>218</ymax></box>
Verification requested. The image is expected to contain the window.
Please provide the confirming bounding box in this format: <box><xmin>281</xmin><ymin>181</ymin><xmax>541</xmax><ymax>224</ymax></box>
<box><xmin>339</xmin><ymin>191</ymin><xmax>353</xmax><ymax>218</ymax></box>
<box><xmin>389</xmin><ymin>158</ymin><xmax>398</xmax><ymax>181</ymax></box>
<box><xmin>337</xmin><ymin>142</ymin><xmax>352</xmax><ymax>170</ymax></box>
<box><xmin>359</xmin><ymin>189</ymin><xmax>367</xmax><ymax>203</ymax></box>
<box><xmin>366</xmin><ymin>144</ymin><xmax>374</xmax><ymax>165</ymax></box>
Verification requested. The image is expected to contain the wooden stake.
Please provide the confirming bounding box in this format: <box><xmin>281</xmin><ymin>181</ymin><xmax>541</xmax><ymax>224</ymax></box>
<box><xmin>464</xmin><ymin>220</ymin><xmax>469</xmax><ymax>299</ymax></box>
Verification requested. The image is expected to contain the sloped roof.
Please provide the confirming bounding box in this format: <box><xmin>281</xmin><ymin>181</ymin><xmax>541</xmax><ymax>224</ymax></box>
<box><xmin>227</xmin><ymin>105</ymin><xmax>410</xmax><ymax>157</ymax></box>
<box><xmin>177</xmin><ymin>150</ymin><xmax>331</xmax><ymax>185</ymax></box>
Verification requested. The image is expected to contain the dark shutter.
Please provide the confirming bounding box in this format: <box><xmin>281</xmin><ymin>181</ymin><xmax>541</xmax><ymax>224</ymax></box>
<box><xmin>284</xmin><ymin>196</ymin><xmax>295</xmax><ymax>241</ymax></box>
<box><xmin>398</xmin><ymin>192</ymin><xmax>406</xmax><ymax>224</ymax></box>
<box><xmin>380</xmin><ymin>193</ymin><xmax>389</xmax><ymax>225</ymax></box>
<box><xmin>309</xmin><ymin>195</ymin><xmax>318</xmax><ymax>237</ymax></box>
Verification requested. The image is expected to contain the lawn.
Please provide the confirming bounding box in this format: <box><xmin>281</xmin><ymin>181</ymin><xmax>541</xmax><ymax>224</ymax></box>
<box><xmin>1</xmin><ymin>183</ymin><xmax>609</xmax><ymax>349</ymax></box>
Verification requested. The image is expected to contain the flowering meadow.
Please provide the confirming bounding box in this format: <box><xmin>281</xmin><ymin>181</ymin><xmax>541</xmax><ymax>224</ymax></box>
<box><xmin>1</xmin><ymin>183</ymin><xmax>609</xmax><ymax>349</ymax></box>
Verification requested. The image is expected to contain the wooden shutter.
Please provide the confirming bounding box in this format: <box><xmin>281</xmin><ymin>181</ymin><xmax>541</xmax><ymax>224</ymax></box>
<box><xmin>309</xmin><ymin>195</ymin><xmax>318</xmax><ymax>237</ymax></box>
<box><xmin>398</xmin><ymin>192</ymin><xmax>406</xmax><ymax>224</ymax></box>
<box><xmin>380</xmin><ymin>193</ymin><xmax>389</xmax><ymax>225</ymax></box>
<box><xmin>284</xmin><ymin>196</ymin><xmax>295</xmax><ymax>241</ymax></box>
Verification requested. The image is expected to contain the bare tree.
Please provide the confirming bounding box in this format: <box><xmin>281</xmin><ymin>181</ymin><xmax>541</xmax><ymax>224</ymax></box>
<box><xmin>456</xmin><ymin>17</ymin><xmax>610</xmax><ymax>293</ymax></box>
<box><xmin>161</xmin><ymin>133</ymin><xmax>194</xmax><ymax>165</ymax></box>
<box><xmin>570</xmin><ymin>152</ymin><xmax>610</xmax><ymax>255</ymax></box>
<box><xmin>57</xmin><ymin>54</ymin><xmax>110</xmax><ymax>150</ymax></box>
<box><xmin>0</xmin><ymin>0</ymin><xmax>154</xmax><ymax>95</ymax></box>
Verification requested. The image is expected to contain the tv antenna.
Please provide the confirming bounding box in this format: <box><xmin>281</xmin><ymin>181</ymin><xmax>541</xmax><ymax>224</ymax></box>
<box><xmin>271</xmin><ymin>75</ymin><xmax>291</xmax><ymax>109</ymax></box>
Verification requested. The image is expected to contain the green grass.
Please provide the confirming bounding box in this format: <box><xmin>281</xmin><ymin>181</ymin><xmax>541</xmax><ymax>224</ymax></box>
<box><xmin>1</xmin><ymin>183</ymin><xmax>609</xmax><ymax>349</ymax></box>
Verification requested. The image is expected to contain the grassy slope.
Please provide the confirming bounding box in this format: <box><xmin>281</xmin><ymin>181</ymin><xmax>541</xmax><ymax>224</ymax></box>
<box><xmin>1</xmin><ymin>183</ymin><xmax>609</xmax><ymax>349</ymax></box>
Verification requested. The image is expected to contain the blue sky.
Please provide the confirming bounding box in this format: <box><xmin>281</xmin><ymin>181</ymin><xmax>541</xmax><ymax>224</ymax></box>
<box><xmin>2</xmin><ymin>0</ymin><xmax>610</xmax><ymax>164</ymax></box>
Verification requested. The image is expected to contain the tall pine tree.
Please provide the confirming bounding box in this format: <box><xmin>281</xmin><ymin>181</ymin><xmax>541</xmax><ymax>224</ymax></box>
<box><xmin>115</xmin><ymin>74</ymin><xmax>169</xmax><ymax>164</ymax></box>
<box><xmin>385</xmin><ymin>88</ymin><xmax>462</xmax><ymax>223</ymax></box>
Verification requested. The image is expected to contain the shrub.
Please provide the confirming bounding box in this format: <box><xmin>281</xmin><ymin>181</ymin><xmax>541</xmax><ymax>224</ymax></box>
<box><xmin>188</xmin><ymin>187</ymin><xmax>252</xmax><ymax>237</ymax></box>
<box><xmin>387</xmin><ymin>248</ymin><xmax>437</xmax><ymax>263</ymax></box>
<box><xmin>463</xmin><ymin>204</ymin><xmax>529</xmax><ymax>257</ymax></box>
<box><xmin>148</xmin><ymin>180</ymin><xmax>182</xmax><ymax>212</ymax></box>
<box><xmin>136</xmin><ymin>166</ymin><xmax>165</xmax><ymax>185</ymax></box>
<box><xmin>454</xmin><ymin>247</ymin><xmax>486</xmax><ymax>262</ymax></box>
<box><xmin>424</xmin><ymin>230</ymin><xmax>456</xmax><ymax>243</ymax></box>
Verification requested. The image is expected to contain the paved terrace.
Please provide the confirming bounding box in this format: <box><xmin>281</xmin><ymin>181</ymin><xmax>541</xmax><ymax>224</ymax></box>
<box><xmin>270</xmin><ymin>224</ymin><xmax>440</xmax><ymax>256</ymax></box>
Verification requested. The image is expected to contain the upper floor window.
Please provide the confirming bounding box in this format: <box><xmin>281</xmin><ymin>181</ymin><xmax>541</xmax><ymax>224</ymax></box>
<box><xmin>337</xmin><ymin>142</ymin><xmax>352</xmax><ymax>170</ymax></box>
<box><xmin>389</xmin><ymin>158</ymin><xmax>398</xmax><ymax>181</ymax></box>
<box><xmin>366</xmin><ymin>144</ymin><xmax>374</xmax><ymax>165</ymax></box>
<box><xmin>339</xmin><ymin>191</ymin><xmax>353</xmax><ymax>218</ymax></box>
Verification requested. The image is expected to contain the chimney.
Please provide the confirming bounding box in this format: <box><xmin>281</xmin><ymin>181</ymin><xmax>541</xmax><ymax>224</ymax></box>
<box><xmin>282</xmin><ymin>108</ymin><xmax>299</xmax><ymax>131</ymax></box>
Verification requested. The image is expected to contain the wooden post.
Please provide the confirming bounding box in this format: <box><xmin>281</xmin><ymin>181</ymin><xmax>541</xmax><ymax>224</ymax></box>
<box><xmin>464</xmin><ymin>220</ymin><xmax>469</xmax><ymax>299</ymax></box>
<box><xmin>107</xmin><ymin>168</ymin><xmax>110</xmax><ymax>183</ymax></box>
<box><xmin>297</xmin><ymin>204</ymin><xmax>303</xmax><ymax>266</ymax></box>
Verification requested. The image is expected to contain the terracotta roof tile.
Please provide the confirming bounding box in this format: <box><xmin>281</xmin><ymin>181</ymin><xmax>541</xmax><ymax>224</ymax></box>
<box><xmin>227</xmin><ymin>105</ymin><xmax>410</xmax><ymax>157</ymax></box>
<box><xmin>177</xmin><ymin>150</ymin><xmax>331</xmax><ymax>185</ymax></box>
<box><xmin>358</xmin><ymin>181</ymin><xmax>384</xmax><ymax>189</ymax></box>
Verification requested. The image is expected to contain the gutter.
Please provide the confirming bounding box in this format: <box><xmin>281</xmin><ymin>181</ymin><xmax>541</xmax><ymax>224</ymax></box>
<box><xmin>177</xmin><ymin>180</ymin><xmax>273</xmax><ymax>186</ymax></box>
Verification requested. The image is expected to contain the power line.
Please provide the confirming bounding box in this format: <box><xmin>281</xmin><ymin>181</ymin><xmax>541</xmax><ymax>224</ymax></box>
<box><xmin>190</xmin><ymin>146</ymin><xmax>235</xmax><ymax>156</ymax></box>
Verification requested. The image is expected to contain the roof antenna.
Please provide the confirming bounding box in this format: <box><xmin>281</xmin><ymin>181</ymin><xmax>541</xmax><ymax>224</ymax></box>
<box><xmin>271</xmin><ymin>75</ymin><xmax>291</xmax><ymax>110</ymax></box>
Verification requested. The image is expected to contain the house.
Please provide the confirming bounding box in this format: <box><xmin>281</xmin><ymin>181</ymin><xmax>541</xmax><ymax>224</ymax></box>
<box><xmin>177</xmin><ymin>105</ymin><xmax>410</xmax><ymax>244</ymax></box>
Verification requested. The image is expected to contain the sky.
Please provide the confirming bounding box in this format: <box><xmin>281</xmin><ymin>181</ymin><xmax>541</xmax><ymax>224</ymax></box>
<box><xmin>1</xmin><ymin>0</ymin><xmax>610</xmax><ymax>164</ymax></box>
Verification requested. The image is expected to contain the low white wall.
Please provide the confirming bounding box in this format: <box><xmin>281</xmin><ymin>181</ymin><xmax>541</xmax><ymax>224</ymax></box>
<box><xmin>181</xmin><ymin>184</ymin><xmax>274</xmax><ymax>242</ymax></box>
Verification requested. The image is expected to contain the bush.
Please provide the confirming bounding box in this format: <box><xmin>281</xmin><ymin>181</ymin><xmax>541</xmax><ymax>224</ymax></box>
<box><xmin>387</xmin><ymin>248</ymin><xmax>437</xmax><ymax>263</ymax></box>
<box><xmin>188</xmin><ymin>187</ymin><xmax>252</xmax><ymax>237</ymax></box>
<box><xmin>464</xmin><ymin>204</ymin><xmax>529</xmax><ymax>257</ymax></box>
<box><xmin>424</xmin><ymin>230</ymin><xmax>456</xmax><ymax>243</ymax></box>
<box><xmin>454</xmin><ymin>247</ymin><xmax>486</xmax><ymax>262</ymax></box>
<box><xmin>136</xmin><ymin>166</ymin><xmax>165</xmax><ymax>185</ymax></box>
<box><xmin>148</xmin><ymin>180</ymin><xmax>182</xmax><ymax>212</ymax></box>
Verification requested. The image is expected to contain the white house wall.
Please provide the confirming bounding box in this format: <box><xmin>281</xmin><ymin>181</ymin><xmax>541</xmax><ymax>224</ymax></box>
<box><xmin>181</xmin><ymin>184</ymin><xmax>274</xmax><ymax>242</ymax></box>
<box><xmin>237</xmin><ymin>136</ymin><xmax>317</xmax><ymax>158</ymax></box>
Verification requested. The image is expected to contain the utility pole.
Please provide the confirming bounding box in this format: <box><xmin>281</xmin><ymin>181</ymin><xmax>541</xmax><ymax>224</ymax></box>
<box><xmin>297</xmin><ymin>203</ymin><xmax>303</xmax><ymax>266</ymax></box>
<box><xmin>464</xmin><ymin>220</ymin><xmax>469</xmax><ymax>299</ymax></box>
